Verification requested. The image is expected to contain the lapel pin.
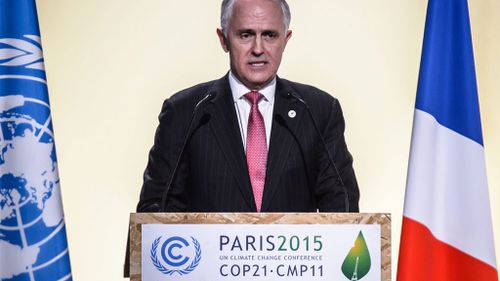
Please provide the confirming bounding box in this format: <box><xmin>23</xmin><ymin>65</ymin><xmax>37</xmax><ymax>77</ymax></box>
<box><xmin>288</xmin><ymin>110</ymin><xmax>296</xmax><ymax>118</ymax></box>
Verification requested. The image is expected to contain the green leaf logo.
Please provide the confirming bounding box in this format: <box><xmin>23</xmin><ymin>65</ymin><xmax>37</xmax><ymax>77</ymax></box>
<box><xmin>341</xmin><ymin>231</ymin><xmax>371</xmax><ymax>280</ymax></box>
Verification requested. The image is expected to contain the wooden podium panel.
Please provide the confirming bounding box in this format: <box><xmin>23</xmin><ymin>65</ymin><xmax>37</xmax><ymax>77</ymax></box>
<box><xmin>128</xmin><ymin>213</ymin><xmax>391</xmax><ymax>281</ymax></box>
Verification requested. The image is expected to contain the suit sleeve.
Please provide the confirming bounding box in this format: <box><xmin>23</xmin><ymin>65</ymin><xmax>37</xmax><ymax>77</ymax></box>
<box><xmin>136</xmin><ymin>99</ymin><xmax>190</xmax><ymax>212</ymax></box>
<box><xmin>315</xmin><ymin>98</ymin><xmax>360</xmax><ymax>212</ymax></box>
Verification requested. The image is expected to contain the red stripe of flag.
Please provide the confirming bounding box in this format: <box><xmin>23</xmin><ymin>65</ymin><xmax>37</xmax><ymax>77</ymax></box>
<box><xmin>397</xmin><ymin>217</ymin><xmax>498</xmax><ymax>281</ymax></box>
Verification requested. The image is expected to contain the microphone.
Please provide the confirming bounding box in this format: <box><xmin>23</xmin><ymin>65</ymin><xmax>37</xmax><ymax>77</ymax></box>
<box><xmin>286</xmin><ymin>92</ymin><xmax>350</xmax><ymax>212</ymax></box>
<box><xmin>124</xmin><ymin>92</ymin><xmax>214</xmax><ymax>277</ymax></box>
<box><xmin>160</xmin><ymin>92</ymin><xmax>214</xmax><ymax>211</ymax></box>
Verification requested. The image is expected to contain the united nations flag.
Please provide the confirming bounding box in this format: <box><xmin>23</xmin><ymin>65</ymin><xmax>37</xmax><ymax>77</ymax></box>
<box><xmin>0</xmin><ymin>0</ymin><xmax>72</xmax><ymax>280</ymax></box>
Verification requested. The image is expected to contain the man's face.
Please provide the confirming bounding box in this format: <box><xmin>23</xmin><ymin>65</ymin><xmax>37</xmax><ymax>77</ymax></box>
<box><xmin>217</xmin><ymin>0</ymin><xmax>292</xmax><ymax>90</ymax></box>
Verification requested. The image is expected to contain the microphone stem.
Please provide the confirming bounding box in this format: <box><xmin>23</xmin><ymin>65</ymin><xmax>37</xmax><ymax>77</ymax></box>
<box><xmin>290</xmin><ymin>93</ymin><xmax>350</xmax><ymax>212</ymax></box>
<box><xmin>160</xmin><ymin>92</ymin><xmax>213</xmax><ymax>211</ymax></box>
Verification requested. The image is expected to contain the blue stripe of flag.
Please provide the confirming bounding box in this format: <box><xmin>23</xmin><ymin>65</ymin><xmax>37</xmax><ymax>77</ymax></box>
<box><xmin>415</xmin><ymin>0</ymin><xmax>483</xmax><ymax>146</ymax></box>
<box><xmin>0</xmin><ymin>0</ymin><xmax>41</xmax><ymax>37</ymax></box>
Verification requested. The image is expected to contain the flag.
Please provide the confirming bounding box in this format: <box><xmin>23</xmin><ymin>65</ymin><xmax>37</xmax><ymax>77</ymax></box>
<box><xmin>397</xmin><ymin>0</ymin><xmax>498</xmax><ymax>280</ymax></box>
<box><xmin>0</xmin><ymin>0</ymin><xmax>72</xmax><ymax>280</ymax></box>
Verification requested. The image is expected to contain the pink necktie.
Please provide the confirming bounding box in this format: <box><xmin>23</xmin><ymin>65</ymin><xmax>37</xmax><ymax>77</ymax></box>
<box><xmin>244</xmin><ymin>91</ymin><xmax>267</xmax><ymax>212</ymax></box>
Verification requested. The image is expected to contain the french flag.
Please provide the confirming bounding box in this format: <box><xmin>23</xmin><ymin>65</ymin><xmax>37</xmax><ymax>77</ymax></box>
<box><xmin>397</xmin><ymin>0</ymin><xmax>498</xmax><ymax>280</ymax></box>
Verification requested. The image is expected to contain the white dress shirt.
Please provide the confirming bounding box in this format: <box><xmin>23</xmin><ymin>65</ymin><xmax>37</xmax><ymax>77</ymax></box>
<box><xmin>229</xmin><ymin>71</ymin><xmax>275</xmax><ymax>152</ymax></box>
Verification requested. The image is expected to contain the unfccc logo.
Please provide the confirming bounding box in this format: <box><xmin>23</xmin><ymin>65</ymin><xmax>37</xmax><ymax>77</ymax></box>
<box><xmin>150</xmin><ymin>236</ymin><xmax>202</xmax><ymax>275</ymax></box>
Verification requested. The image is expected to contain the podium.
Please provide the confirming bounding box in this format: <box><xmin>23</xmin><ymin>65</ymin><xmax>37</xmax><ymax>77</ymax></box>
<box><xmin>126</xmin><ymin>213</ymin><xmax>391</xmax><ymax>281</ymax></box>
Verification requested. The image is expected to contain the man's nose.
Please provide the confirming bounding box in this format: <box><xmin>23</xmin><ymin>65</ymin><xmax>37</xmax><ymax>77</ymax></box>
<box><xmin>251</xmin><ymin>36</ymin><xmax>264</xmax><ymax>56</ymax></box>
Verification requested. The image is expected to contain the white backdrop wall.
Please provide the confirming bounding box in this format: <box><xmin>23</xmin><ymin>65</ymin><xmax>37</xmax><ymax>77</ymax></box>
<box><xmin>35</xmin><ymin>1</ymin><xmax>500</xmax><ymax>280</ymax></box>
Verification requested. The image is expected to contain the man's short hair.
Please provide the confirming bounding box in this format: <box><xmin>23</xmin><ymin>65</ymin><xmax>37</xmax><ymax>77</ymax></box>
<box><xmin>220</xmin><ymin>0</ymin><xmax>291</xmax><ymax>37</ymax></box>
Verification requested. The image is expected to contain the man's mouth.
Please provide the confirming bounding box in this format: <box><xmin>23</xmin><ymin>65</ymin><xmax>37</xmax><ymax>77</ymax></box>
<box><xmin>249</xmin><ymin>61</ymin><xmax>267</xmax><ymax>67</ymax></box>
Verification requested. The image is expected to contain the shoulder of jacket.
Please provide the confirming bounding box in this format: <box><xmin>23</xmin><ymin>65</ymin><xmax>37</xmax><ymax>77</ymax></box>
<box><xmin>167</xmin><ymin>79</ymin><xmax>217</xmax><ymax>105</ymax></box>
<box><xmin>279</xmin><ymin>78</ymin><xmax>338</xmax><ymax>105</ymax></box>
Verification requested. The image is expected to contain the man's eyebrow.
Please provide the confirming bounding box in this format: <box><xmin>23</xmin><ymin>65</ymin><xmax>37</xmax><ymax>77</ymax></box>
<box><xmin>235</xmin><ymin>29</ymin><xmax>281</xmax><ymax>34</ymax></box>
<box><xmin>236</xmin><ymin>29</ymin><xmax>256</xmax><ymax>34</ymax></box>
<box><xmin>262</xmin><ymin>30</ymin><xmax>279</xmax><ymax>34</ymax></box>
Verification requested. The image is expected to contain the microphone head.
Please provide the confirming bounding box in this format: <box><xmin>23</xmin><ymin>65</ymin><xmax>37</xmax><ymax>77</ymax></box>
<box><xmin>274</xmin><ymin>113</ymin><xmax>286</xmax><ymax>125</ymax></box>
<box><xmin>199</xmin><ymin>113</ymin><xmax>211</xmax><ymax>125</ymax></box>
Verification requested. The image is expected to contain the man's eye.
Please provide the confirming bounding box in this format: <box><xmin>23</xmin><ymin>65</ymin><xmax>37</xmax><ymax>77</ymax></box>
<box><xmin>240</xmin><ymin>33</ymin><xmax>252</xmax><ymax>39</ymax></box>
<box><xmin>263</xmin><ymin>32</ymin><xmax>278</xmax><ymax>39</ymax></box>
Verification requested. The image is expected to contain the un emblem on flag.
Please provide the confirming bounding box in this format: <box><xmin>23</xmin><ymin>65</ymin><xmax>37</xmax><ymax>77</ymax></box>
<box><xmin>0</xmin><ymin>36</ymin><xmax>71</xmax><ymax>280</ymax></box>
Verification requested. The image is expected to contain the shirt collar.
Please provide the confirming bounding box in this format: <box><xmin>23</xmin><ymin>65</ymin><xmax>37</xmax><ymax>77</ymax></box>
<box><xmin>229</xmin><ymin>71</ymin><xmax>276</xmax><ymax>105</ymax></box>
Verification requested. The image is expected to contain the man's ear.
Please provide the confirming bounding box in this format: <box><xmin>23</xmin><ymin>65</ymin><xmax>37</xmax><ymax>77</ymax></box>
<box><xmin>285</xmin><ymin>30</ymin><xmax>292</xmax><ymax>44</ymax></box>
<box><xmin>217</xmin><ymin>28</ymin><xmax>229</xmax><ymax>53</ymax></box>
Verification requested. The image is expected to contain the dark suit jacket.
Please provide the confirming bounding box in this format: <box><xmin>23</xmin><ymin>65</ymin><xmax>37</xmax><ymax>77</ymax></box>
<box><xmin>137</xmin><ymin>74</ymin><xmax>359</xmax><ymax>212</ymax></box>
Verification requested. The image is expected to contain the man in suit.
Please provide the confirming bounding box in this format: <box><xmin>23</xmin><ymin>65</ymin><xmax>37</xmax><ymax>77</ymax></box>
<box><xmin>137</xmin><ymin>0</ymin><xmax>359</xmax><ymax>213</ymax></box>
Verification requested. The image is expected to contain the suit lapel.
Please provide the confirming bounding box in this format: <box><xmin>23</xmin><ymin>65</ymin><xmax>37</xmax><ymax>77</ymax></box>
<box><xmin>206</xmin><ymin>75</ymin><xmax>257</xmax><ymax>211</ymax></box>
<box><xmin>261</xmin><ymin>78</ymin><xmax>306</xmax><ymax>211</ymax></box>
